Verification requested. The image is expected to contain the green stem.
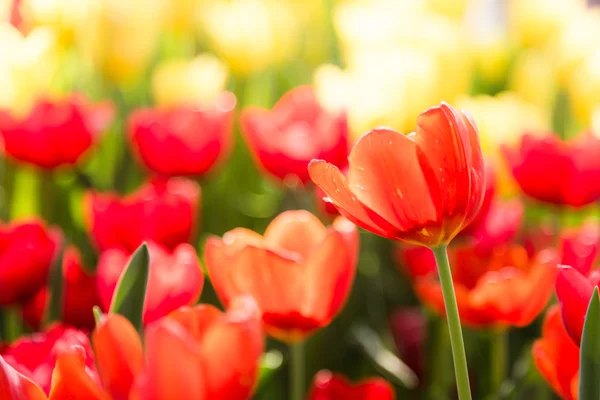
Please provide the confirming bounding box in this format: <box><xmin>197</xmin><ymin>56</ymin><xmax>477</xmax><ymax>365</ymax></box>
<box><xmin>10</xmin><ymin>166</ymin><xmax>41</xmax><ymax>219</ymax></box>
<box><xmin>491</xmin><ymin>330</ymin><xmax>508</xmax><ymax>395</ymax></box>
<box><xmin>289</xmin><ymin>341</ymin><xmax>305</xmax><ymax>400</ymax></box>
<box><xmin>431</xmin><ymin>245</ymin><xmax>472</xmax><ymax>400</ymax></box>
<box><xmin>428</xmin><ymin>317</ymin><xmax>451</xmax><ymax>398</ymax></box>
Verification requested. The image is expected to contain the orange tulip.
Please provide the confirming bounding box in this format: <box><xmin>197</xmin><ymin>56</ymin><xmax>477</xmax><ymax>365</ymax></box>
<box><xmin>129</xmin><ymin>296</ymin><xmax>264</xmax><ymax>400</ymax></box>
<box><xmin>413</xmin><ymin>245</ymin><xmax>558</xmax><ymax>328</ymax></box>
<box><xmin>532</xmin><ymin>306</ymin><xmax>579</xmax><ymax>400</ymax></box>
<box><xmin>204</xmin><ymin>210</ymin><xmax>358</xmax><ymax>342</ymax></box>
<box><xmin>309</xmin><ymin>102</ymin><xmax>485</xmax><ymax>247</ymax></box>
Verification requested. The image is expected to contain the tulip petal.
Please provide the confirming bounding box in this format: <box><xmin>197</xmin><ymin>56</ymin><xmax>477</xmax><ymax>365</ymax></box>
<box><xmin>204</xmin><ymin>237</ymin><xmax>304</xmax><ymax>315</ymax></box>
<box><xmin>48</xmin><ymin>346</ymin><xmax>108</xmax><ymax>400</ymax></box>
<box><xmin>168</xmin><ymin>304</ymin><xmax>222</xmax><ymax>342</ymax></box>
<box><xmin>0</xmin><ymin>355</ymin><xmax>47</xmax><ymax>400</ymax></box>
<box><xmin>532</xmin><ymin>306</ymin><xmax>579</xmax><ymax>400</ymax></box>
<box><xmin>303</xmin><ymin>230</ymin><xmax>356</xmax><ymax>325</ymax></box>
<box><xmin>347</xmin><ymin>128</ymin><xmax>439</xmax><ymax>233</ymax></box>
<box><xmin>556</xmin><ymin>265</ymin><xmax>595</xmax><ymax>344</ymax></box>
<box><xmin>92</xmin><ymin>314</ymin><xmax>144</xmax><ymax>400</ymax></box>
<box><xmin>199</xmin><ymin>297</ymin><xmax>264</xmax><ymax>399</ymax></box>
<box><xmin>308</xmin><ymin>160</ymin><xmax>400</xmax><ymax>238</ymax></box>
<box><xmin>131</xmin><ymin>320</ymin><xmax>206</xmax><ymax>400</ymax></box>
<box><xmin>264</xmin><ymin>210</ymin><xmax>328</xmax><ymax>260</ymax></box>
<box><xmin>414</xmin><ymin>103</ymin><xmax>471</xmax><ymax>220</ymax></box>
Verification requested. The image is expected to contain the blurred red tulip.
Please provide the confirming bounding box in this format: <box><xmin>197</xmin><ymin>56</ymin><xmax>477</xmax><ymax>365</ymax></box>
<box><xmin>395</xmin><ymin>245</ymin><xmax>437</xmax><ymax>279</ymax></box>
<box><xmin>128</xmin><ymin>92</ymin><xmax>236</xmax><ymax>178</ymax></box>
<box><xmin>532</xmin><ymin>306</ymin><xmax>579</xmax><ymax>400</ymax></box>
<box><xmin>415</xmin><ymin>245</ymin><xmax>557</xmax><ymax>328</ymax></box>
<box><xmin>309</xmin><ymin>102</ymin><xmax>485</xmax><ymax>247</ymax></box>
<box><xmin>129</xmin><ymin>297</ymin><xmax>264</xmax><ymax>400</ymax></box>
<box><xmin>92</xmin><ymin>314</ymin><xmax>144</xmax><ymax>399</ymax></box>
<box><xmin>0</xmin><ymin>94</ymin><xmax>114</xmax><ymax>169</ymax></box>
<box><xmin>0</xmin><ymin>220</ymin><xmax>61</xmax><ymax>306</ymax></box>
<box><xmin>503</xmin><ymin>132</ymin><xmax>600</xmax><ymax>207</ymax></box>
<box><xmin>464</xmin><ymin>199</ymin><xmax>524</xmax><ymax>254</ymax></box>
<box><xmin>84</xmin><ymin>177</ymin><xmax>200</xmax><ymax>252</ymax></box>
<box><xmin>390</xmin><ymin>308</ymin><xmax>427</xmax><ymax>379</ymax></box>
<box><xmin>205</xmin><ymin>210</ymin><xmax>358</xmax><ymax>342</ymax></box>
<box><xmin>96</xmin><ymin>242</ymin><xmax>204</xmax><ymax>324</ymax></box>
<box><xmin>241</xmin><ymin>85</ymin><xmax>348</xmax><ymax>184</ymax></box>
<box><xmin>555</xmin><ymin>265</ymin><xmax>600</xmax><ymax>345</ymax></box>
<box><xmin>459</xmin><ymin>162</ymin><xmax>496</xmax><ymax>237</ymax></box>
<box><xmin>2</xmin><ymin>324</ymin><xmax>96</xmax><ymax>395</ymax></box>
<box><xmin>560</xmin><ymin>222</ymin><xmax>600</xmax><ymax>276</ymax></box>
<box><xmin>308</xmin><ymin>370</ymin><xmax>395</xmax><ymax>400</ymax></box>
<box><xmin>21</xmin><ymin>246</ymin><xmax>100</xmax><ymax>330</ymax></box>
<box><xmin>0</xmin><ymin>355</ymin><xmax>47</xmax><ymax>400</ymax></box>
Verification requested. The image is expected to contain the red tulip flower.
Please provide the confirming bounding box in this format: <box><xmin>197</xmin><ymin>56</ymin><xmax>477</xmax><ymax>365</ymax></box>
<box><xmin>533</xmin><ymin>306</ymin><xmax>579</xmax><ymax>400</ymax></box>
<box><xmin>0</xmin><ymin>220</ymin><xmax>61</xmax><ymax>306</ymax></box>
<box><xmin>555</xmin><ymin>265</ymin><xmax>600</xmax><ymax>345</ymax></box>
<box><xmin>241</xmin><ymin>85</ymin><xmax>348</xmax><ymax>184</ymax></box>
<box><xmin>459</xmin><ymin>162</ymin><xmax>496</xmax><ymax>237</ymax></box>
<box><xmin>129</xmin><ymin>297</ymin><xmax>264</xmax><ymax>400</ymax></box>
<box><xmin>84</xmin><ymin>177</ymin><xmax>200</xmax><ymax>252</ymax></box>
<box><xmin>2</xmin><ymin>324</ymin><xmax>97</xmax><ymax>395</ymax></box>
<box><xmin>0</xmin><ymin>355</ymin><xmax>46</xmax><ymax>400</ymax></box>
<box><xmin>309</xmin><ymin>102</ymin><xmax>485</xmax><ymax>247</ymax></box>
<box><xmin>414</xmin><ymin>245</ymin><xmax>558</xmax><ymax>328</ymax></box>
<box><xmin>21</xmin><ymin>246</ymin><xmax>100</xmax><ymax>330</ymax></box>
<box><xmin>503</xmin><ymin>132</ymin><xmax>600</xmax><ymax>207</ymax></box>
<box><xmin>96</xmin><ymin>242</ymin><xmax>204</xmax><ymax>324</ymax></box>
<box><xmin>560</xmin><ymin>222</ymin><xmax>600</xmax><ymax>276</ymax></box>
<box><xmin>309</xmin><ymin>370</ymin><xmax>395</xmax><ymax>400</ymax></box>
<box><xmin>205</xmin><ymin>210</ymin><xmax>358</xmax><ymax>342</ymax></box>
<box><xmin>128</xmin><ymin>92</ymin><xmax>236</xmax><ymax>178</ymax></box>
<box><xmin>0</xmin><ymin>94</ymin><xmax>114</xmax><ymax>169</ymax></box>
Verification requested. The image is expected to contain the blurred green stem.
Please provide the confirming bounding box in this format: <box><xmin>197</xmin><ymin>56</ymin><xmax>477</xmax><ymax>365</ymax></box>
<box><xmin>431</xmin><ymin>245</ymin><xmax>472</xmax><ymax>400</ymax></box>
<box><xmin>491</xmin><ymin>330</ymin><xmax>508</xmax><ymax>395</ymax></box>
<box><xmin>290</xmin><ymin>341</ymin><xmax>305</xmax><ymax>400</ymax></box>
<box><xmin>10</xmin><ymin>167</ymin><xmax>41</xmax><ymax>219</ymax></box>
<box><xmin>428</xmin><ymin>318</ymin><xmax>450</xmax><ymax>398</ymax></box>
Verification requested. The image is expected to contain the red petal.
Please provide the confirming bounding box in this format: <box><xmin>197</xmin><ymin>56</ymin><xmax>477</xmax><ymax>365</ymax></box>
<box><xmin>347</xmin><ymin>128</ymin><xmax>439</xmax><ymax>233</ymax></box>
<box><xmin>0</xmin><ymin>355</ymin><xmax>47</xmax><ymax>400</ymax></box>
<box><xmin>48</xmin><ymin>346</ymin><xmax>108</xmax><ymax>400</ymax></box>
<box><xmin>131</xmin><ymin>320</ymin><xmax>206</xmax><ymax>400</ymax></box>
<box><xmin>308</xmin><ymin>160</ymin><xmax>400</xmax><ymax>238</ymax></box>
<box><xmin>92</xmin><ymin>314</ymin><xmax>144</xmax><ymax>400</ymax></box>
<box><xmin>199</xmin><ymin>297</ymin><xmax>263</xmax><ymax>399</ymax></box>
<box><xmin>556</xmin><ymin>265</ymin><xmax>595</xmax><ymax>344</ymax></box>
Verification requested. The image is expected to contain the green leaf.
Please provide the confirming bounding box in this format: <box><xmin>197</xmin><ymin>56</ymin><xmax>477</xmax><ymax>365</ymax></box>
<box><xmin>579</xmin><ymin>287</ymin><xmax>600</xmax><ymax>400</ymax></box>
<box><xmin>351</xmin><ymin>323</ymin><xmax>419</xmax><ymax>389</ymax></box>
<box><xmin>109</xmin><ymin>243</ymin><xmax>150</xmax><ymax>334</ymax></box>
<box><xmin>44</xmin><ymin>243</ymin><xmax>66</xmax><ymax>325</ymax></box>
<box><xmin>93</xmin><ymin>306</ymin><xmax>104</xmax><ymax>326</ymax></box>
<box><xmin>255</xmin><ymin>350</ymin><xmax>284</xmax><ymax>393</ymax></box>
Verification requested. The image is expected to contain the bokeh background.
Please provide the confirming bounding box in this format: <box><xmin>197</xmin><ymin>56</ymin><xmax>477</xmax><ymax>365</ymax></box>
<box><xmin>2</xmin><ymin>0</ymin><xmax>600</xmax><ymax>398</ymax></box>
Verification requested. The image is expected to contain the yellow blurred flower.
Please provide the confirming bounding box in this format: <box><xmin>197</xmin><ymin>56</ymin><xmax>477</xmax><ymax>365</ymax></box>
<box><xmin>457</xmin><ymin>92</ymin><xmax>551</xmax><ymax>195</ymax></box>
<box><xmin>20</xmin><ymin>0</ymin><xmax>87</xmax><ymax>44</ymax></box>
<box><xmin>1</xmin><ymin>0</ymin><xmax>11</xmax><ymax>21</ymax></box>
<box><xmin>152</xmin><ymin>54</ymin><xmax>228</xmax><ymax>107</ymax></box>
<box><xmin>74</xmin><ymin>0</ymin><xmax>166</xmax><ymax>85</ymax></box>
<box><xmin>508</xmin><ymin>51</ymin><xmax>557</xmax><ymax>112</ymax></box>
<box><xmin>334</xmin><ymin>0</ymin><xmax>471</xmax><ymax>103</ymax></box>
<box><xmin>0</xmin><ymin>23</ymin><xmax>58</xmax><ymax>115</ymax></box>
<box><xmin>507</xmin><ymin>0</ymin><xmax>584</xmax><ymax>49</ymax></box>
<box><xmin>315</xmin><ymin>49</ymin><xmax>440</xmax><ymax>140</ymax></box>
<box><xmin>552</xmin><ymin>7</ymin><xmax>600</xmax><ymax>87</ymax></box>
<box><xmin>164</xmin><ymin>0</ymin><xmax>201</xmax><ymax>34</ymax></box>
<box><xmin>200</xmin><ymin>0</ymin><xmax>299</xmax><ymax>77</ymax></box>
<box><xmin>568</xmin><ymin>47</ymin><xmax>600</xmax><ymax>126</ymax></box>
<box><xmin>424</xmin><ymin>0</ymin><xmax>471</xmax><ymax>20</ymax></box>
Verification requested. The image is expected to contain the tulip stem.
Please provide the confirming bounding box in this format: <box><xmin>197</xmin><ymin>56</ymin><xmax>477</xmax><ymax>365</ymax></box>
<box><xmin>289</xmin><ymin>341</ymin><xmax>305</xmax><ymax>400</ymax></box>
<box><xmin>431</xmin><ymin>245</ymin><xmax>472</xmax><ymax>400</ymax></box>
<box><xmin>491</xmin><ymin>330</ymin><xmax>508</xmax><ymax>395</ymax></box>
